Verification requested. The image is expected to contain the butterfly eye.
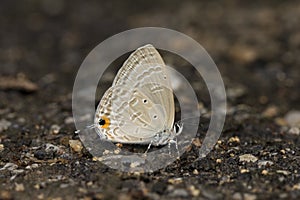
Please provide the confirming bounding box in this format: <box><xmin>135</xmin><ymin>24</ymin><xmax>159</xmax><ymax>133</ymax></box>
<box><xmin>99</xmin><ymin>116</ymin><xmax>110</xmax><ymax>129</ymax></box>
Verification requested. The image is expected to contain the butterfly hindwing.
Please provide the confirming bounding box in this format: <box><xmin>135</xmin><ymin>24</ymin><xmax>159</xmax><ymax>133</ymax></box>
<box><xmin>95</xmin><ymin>85</ymin><xmax>161</xmax><ymax>143</ymax></box>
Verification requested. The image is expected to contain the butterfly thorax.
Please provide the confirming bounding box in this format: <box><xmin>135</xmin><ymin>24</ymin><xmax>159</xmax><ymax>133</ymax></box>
<box><xmin>152</xmin><ymin>123</ymin><xmax>183</xmax><ymax>146</ymax></box>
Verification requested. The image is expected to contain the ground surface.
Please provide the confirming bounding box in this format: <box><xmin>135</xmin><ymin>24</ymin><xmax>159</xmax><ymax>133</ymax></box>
<box><xmin>0</xmin><ymin>1</ymin><xmax>300</xmax><ymax>199</ymax></box>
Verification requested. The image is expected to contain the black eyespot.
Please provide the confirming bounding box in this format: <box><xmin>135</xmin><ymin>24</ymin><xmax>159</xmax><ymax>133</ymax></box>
<box><xmin>153</xmin><ymin>115</ymin><xmax>157</xmax><ymax>119</ymax></box>
<box><xmin>143</xmin><ymin>99</ymin><xmax>148</xmax><ymax>103</ymax></box>
<box><xmin>99</xmin><ymin>118</ymin><xmax>105</xmax><ymax>126</ymax></box>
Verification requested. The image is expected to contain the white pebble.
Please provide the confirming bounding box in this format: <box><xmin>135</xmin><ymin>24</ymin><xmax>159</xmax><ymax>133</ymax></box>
<box><xmin>288</xmin><ymin>127</ymin><xmax>300</xmax><ymax>135</ymax></box>
<box><xmin>239</xmin><ymin>154</ymin><xmax>258</xmax><ymax>163</ymax></box>
<box><xmin>285</xmin><ymin>110</ymin><xmax>300</xmax><ymax>127</ymax></box>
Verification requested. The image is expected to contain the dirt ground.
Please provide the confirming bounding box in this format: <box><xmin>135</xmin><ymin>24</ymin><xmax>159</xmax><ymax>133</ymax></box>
<box><xmin>1</xmin><ymin>1</ymin><xmax>300</xmax><ymax>199</ymax></box>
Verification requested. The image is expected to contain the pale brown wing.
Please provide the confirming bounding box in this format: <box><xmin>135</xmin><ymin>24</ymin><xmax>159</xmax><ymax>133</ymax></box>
<box><xmin>94</xmin><ymin>44</ymin><xmax>175</xmax><ymax>143</ymax></box>
<box><xmin>94</xmin><ymin>86</ymin><xmax>164</xmax><ymax>143</ymax></box>
<box><xmin>113</xmin><ymin>44</ymin><xmax>174</xmax><ymax>130</ymax></box>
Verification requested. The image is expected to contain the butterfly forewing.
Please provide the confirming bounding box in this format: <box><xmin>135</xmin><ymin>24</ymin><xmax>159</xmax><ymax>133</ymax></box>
<box><xmin>113</xmin><ymin>44</ymin><xmax>165</xmax><ymax>86</ymax></box>
<box><xmin>113</xmin><ymin>45</ymin><xmax>174</xmax><ymax>130</ymax></box>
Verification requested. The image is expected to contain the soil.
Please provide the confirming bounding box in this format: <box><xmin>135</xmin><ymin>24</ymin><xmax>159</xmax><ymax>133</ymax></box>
<box><xmin>0</xmin><ymin>1</ymin><xmax>300</xmax><ymax>199</ymax></box>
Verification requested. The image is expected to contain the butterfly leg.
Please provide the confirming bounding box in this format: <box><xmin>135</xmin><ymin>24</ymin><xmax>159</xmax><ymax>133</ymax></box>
<box><xmin>175</xmin><ymin>137</ymin><xmax>180</xmax><ymax>159</ymax></box>
<box><xmin>169</xmin><ymin>138</ymin><xmax>180</xmax><ymax>159</ymax></box>
<box><xmin>144</xmin><ymin>140</ymin><xmax>153</xmax><ymax>156</ymax></box>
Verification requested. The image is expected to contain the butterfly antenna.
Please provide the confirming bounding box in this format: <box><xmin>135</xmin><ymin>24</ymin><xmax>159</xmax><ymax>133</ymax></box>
<box><xmin>74</xmin><ymin>123</ymin><xmax>97</xmax><ymax>135</ymax></box>
<box><xmin>86</xmin><ymin>123</ymin><xmax>97</xmax><ymax>129</ymax></box>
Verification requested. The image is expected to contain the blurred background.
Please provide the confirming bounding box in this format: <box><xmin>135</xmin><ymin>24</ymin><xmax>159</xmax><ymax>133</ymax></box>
<box><xmin>1</xmin><ymin>0</ymin><xmax>299</xmax><ymax>111</ymax></box>
<box><xmin>1</xmin><ymin>0</ymin><xmax>300</xmax><ymax>199</ymax></box>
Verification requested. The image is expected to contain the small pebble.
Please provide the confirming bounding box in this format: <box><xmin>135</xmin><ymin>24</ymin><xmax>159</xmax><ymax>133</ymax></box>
<box><xmin>227</xmin><ymin>85</ymin><xmax>247</xmax><ymax>100</ymax></box>
<box><xmin>188</xmin><ymin>185</ymin><xmax>200</xmax><ymax>197</ymax></box>
<box><xmin>69</xmin><ymin>140</ymin><xmax>83</xmax><ymax>153</ymax></box>
<box><xmin>288</xmin><ymin>127</ymin><xmax>300</xmax><ymax>135</ymax></box>
<box><xmin>34</xmin><ymin>184</ymin><xmax>41</xmax><ymax>190</ymax></box>
<box><xmin>60</xmin><ymin>183</ymin><xmax>69</xmax><ymax>189</ymax></box>
<box><xmin>64</xmin><ymin>117</ymin><xmax>74</xmax><ymax>124</ymax></box>
<box><xmin>275</xmin><ymin>117</ymin><xmax>288</xmax><ymax>126</ymax></box>
<box><xmin>0</xmin><ymin>144</ymin><xmax>4</xmax><ymax>152</ymax></box>
<box><xmin>25</xmin><ymin>163</ymin><xmax>39</xmax><ymax>170</ymax></box>
<box><xmin>262</xmin><ymin>105</ymin><xmax>279</xmax><ymax>118</ymax></box>
<box><xmin>240</xmin><ymin>169</ymin><xmax>249</xmax><ymax>173</ymax></box>
<box><xmin>170</xmin><ymin>189</ymin><xmax>189</xmax><ymax>197</ymax></box>
<box><xmin>220</xmin><ymin>176</ymin><xmax>231</xmax><ymax>185</ymax></box>
<box><xmin>102</xmin><ymin>150</ymin><xmax>110</xmax><ymax>155</ymax></box>
<box><xmin>15</xmin><ymin>183</ymin><xmax>25</xmax><ymax>192</ymax></box>
<box><xmin>0</xmin><ymin>74</ymin><xmax>38</xmax><ymax>92</ymax></box>
<box><xmin>192</xmin><ymin>169</ymin><xmax>199</xmax><ymax>175</ymax></box>
<box><xmin>34</xmin><ymin>150</ymin><xmax>47</xmax><ymax>160</ymax></box>
<box><xmin>0</xmin><ymin>119</ymin><xmax>11</xmax><ymax>133</ymax></box>
<box><xmin>284</xmin><ymin>110</ymin><xmax>300</xmax><ymax>127</ymax></box>
<box><xmin>0</xmin><ymin>163</ymin><xmax>18</xmax><ymax>171</ymax></box>
<box><xmin>292</xmin><ymin>183</ymin><xmax>300</xmax><ymax>190</ymax></box>
<box><xmin>257</xmin><ymin>160</ymin><xmax>274</xmax><ymax>168</ymax></box>
<box><xmin>113</xmin><ymin>148</ymin><xmax>121</xmax><ymax>154</ymax></box>
<box><xmin>239</xmin><ymin>154</ymin><xmax>258</xmax><ymax>163</ymax></box>
<box><xmin>17</xmin><ymin>117</ymin><xmax>26</xmax><ymax>124</ymax></box>
<box><xmin>228</xmin><ymin>136</ymin><xmax>240</xmax><ymax>144</ymax></box>
<box><xmin>244</xmin><ymin>193</ymin><xmax>257</xmax><ymax>200</ymax></box>
<box><xmin>229</xmin><ymin>45</ymin><xmax>257</xmax><ymax>64</ymax></box>
<box><xmin>34</xmin><ymin>143</ymin><xmax>62</xmax><ymax>160</ymax></box>
<box><xmin>276</xmin><ymin>170</ymin><xmax>290</xmax><ymax>175</ymax></box>
<box><xmin>13</xmin><ymin>169</ymin><xmax>25</xmax><ymax>174</ymax></box>
<box><xmin>261</xmin><ymin>169</ymin><xmax>268</xmax><ymax>175</ymax></box>
<box><xmin>45</xmin><ymin>143</ymin><xmax>60</xmax><ymax>153</ymax></box>
<box><xmin>0</xmin><ymin>191</ymin><xmax>11</xmax><ymax>199</ymax></box>
<box><xmin>278</xmin><ymin>176</ymin><xmax>285</xmax><ymax>182</ymax></box>
<box><xmin>232</xmin><ymin>192</ymin><xmax>242</xmax><ymax>200</ymax></box>
<box><xmin>50</xmin><ymin>124</ymin><xmax>61</xmax><ymax>135</ymax></box>
<box><xmin>168</xmin><ymin>178</ymin><xmax>183</xmax><ymax>184</ymax></box>
<box><xmin>192</xmin><ymin>138</ymin><xmax>201</xmax><ymax>147</ymax></box>
<box><xmin>130</xmin><ymin>161</ymin><xmax>140</xmax><ymax>168</ymax></box>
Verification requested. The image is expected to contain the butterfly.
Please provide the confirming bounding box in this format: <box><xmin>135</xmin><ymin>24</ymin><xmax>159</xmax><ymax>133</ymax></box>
<box><xmin>94</xmin><ymin>44</ymin><xmax>183</xmax><ymax>152</ymax></box>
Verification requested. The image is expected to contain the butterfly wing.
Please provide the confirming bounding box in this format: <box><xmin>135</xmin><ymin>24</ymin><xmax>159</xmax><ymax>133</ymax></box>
<box><xmin>113</xmin><ymin>44</ymin><xmax>165</xmax><ymax>86</ymax></box>
<box><xmin>95</xmin><ymin>86</ymin><xmax>166</xmax><ymax>143</ymax></box>
<box><xmin>94</xmin><ymin>86</ymin><xmax>144</xmax><ymax>143</ymax></box>
<box><xmin>113</xmin><ymin>44</ymin><xmax>175</xmax><ymax>130</ymax></box>
<box><xmin>95</xmin><ymin>44</ymin><xmax>175</xmax><ymax>144</ymax></box>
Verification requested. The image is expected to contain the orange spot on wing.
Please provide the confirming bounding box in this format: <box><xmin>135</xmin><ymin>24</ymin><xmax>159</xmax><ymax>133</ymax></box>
<box><xmin>101</xmin><ymin>115</ymin><xmax>110</xmax><ymax>129</ymax></box>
